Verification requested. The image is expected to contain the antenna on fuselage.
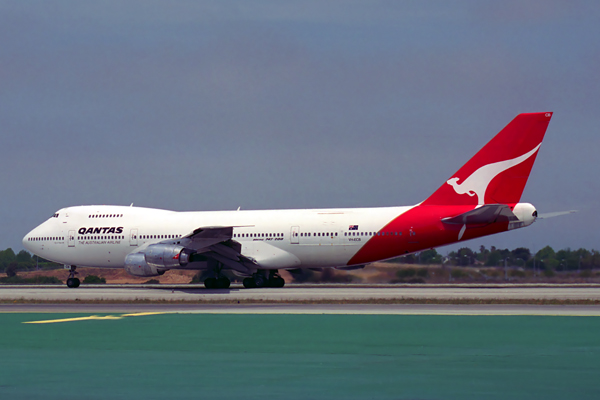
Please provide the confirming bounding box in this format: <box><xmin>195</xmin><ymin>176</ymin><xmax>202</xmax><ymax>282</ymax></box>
<box><xmin>237</xmin><ymin>206</ymin><xmax>241</xmax><ymax>211</ymax></box>
<box><xmin>130</xmin><ymin>203</ymin><xmax>134</xmax><ymax>207</ymax></box>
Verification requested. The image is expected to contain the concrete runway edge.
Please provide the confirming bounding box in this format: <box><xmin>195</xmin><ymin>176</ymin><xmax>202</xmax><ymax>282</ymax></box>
<box><xmin>1</xmin><ymin>285</ymin><xmax>600</xmax><ymax>309</ymax></box>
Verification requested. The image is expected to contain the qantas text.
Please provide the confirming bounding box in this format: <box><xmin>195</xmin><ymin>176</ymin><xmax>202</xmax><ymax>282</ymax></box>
<box><xmin>78</xmin><ymin>227</ymin><xmax>124</xmax><ymax>235</ymax></box>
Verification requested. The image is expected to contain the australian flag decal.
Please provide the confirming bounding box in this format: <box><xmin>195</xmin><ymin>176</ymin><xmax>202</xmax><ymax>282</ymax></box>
<box><xmin>348</xmin><ymin>225</ymin><xmax>359</xmax><ymax>231</ymax></box>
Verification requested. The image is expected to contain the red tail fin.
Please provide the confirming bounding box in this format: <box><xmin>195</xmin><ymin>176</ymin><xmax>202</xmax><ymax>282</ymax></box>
<box><xmin>422</xmin><ymin>112</ymin><xmax>553</xmax><ymax>206</ymax></box>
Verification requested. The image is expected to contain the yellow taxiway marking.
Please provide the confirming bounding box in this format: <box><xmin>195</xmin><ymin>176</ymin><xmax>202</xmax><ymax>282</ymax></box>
<box><xmin>23</xmin><ymin>312</ymin><xmax>168</xmax><ymax>324</ymax></box>
<box><xmin>18</xmin><ymin>310</ymin><xmax>600</xmax><ymax>322</ymax></box>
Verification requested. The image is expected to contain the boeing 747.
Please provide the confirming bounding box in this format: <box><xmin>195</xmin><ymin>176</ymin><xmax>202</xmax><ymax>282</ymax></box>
<box><xmin>23</xmin><ymin>112</ymin><xmax>553</xmax><ymax>288</ymax></box>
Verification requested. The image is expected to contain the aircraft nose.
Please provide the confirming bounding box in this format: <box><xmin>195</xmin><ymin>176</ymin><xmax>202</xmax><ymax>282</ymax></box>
<box><xmin>22</xmin><ymin>226</ymin><xmax>40</xmax><ymax>253</ymax></box>
<box><xmin>22</xmin><ymin>230</ymin><xmax>33</xmax><ymax>252</ymax></box>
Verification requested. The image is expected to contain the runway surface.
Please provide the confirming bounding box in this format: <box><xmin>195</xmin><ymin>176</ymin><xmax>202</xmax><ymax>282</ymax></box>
<box><xmin>1</xmin><ymin>311</ymin><xmax>598</xmax><ymax>399</ymax></box>
<box><xmin>1</xmin><ymin>284</ymin><xmax>600</xmax><ymax>302</ymax></box>
<box><xmin>2</xmin><ymin>303</ymin><xmax>600</xmax><ymax>316</ymax></box>
<box><xmin>3</xmin><ymin>286</ymin><xmax>599</xmax><ymax>399</ymax></box>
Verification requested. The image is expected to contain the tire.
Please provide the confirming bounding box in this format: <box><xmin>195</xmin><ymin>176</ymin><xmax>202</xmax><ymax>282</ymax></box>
<box><xmin>216</xmin><ymin>277</ymin><xmax>230</xmax><ymax>289</ymax></box>
<box><xmin>272</xmin><ymin>277</ymin><xmax>285</xmax><ymax>288</ymax></box>
<box><xmin>243</xmin><ymin>277</ymin><xmax>256</xmax><ymax>288</ymax></box>
<box><xmin>253</xmin><ymin>275</ymin><xmax>266</xmax><ymax>288</ymax></box>
<box><xmin>66</xmin><ymin>278</ymin><xmax>80</xmax><ymax>288</ymax></box>
<box><xmin>204</xmin><ymin>277</ymin><xmax>217</xmax><ymax>289</ymax></box>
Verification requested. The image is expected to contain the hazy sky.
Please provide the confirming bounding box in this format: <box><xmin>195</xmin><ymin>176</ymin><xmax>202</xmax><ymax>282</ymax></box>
<box><xmin>2</xmin><ymin>1</ymin><xmax>599</xmax><ymax>255</ymax></box>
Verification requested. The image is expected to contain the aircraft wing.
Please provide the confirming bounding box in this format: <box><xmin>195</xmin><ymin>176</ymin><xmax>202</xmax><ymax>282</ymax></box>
<box><xmin>178</xmin><ymin>226</ymin><xmax>258</xmax><ymax>275</ymax></box>
<box><xmin>180</xmin><ymin>226</ymin><xmax>236</xmax><ymax>250</ymax></box>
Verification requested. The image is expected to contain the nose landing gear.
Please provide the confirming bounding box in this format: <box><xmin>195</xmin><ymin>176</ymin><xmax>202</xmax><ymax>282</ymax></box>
<box><xmin>66</xmin><ymin>266</ymin><xmax>80</xmax><ymax>288</ymax></box>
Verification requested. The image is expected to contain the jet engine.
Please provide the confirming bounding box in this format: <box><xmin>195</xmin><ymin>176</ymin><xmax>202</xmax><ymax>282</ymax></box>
<box><xmin>124</xmin><ymin>244</ymin><xmax>193</xmax><ymax>277</ymax></box>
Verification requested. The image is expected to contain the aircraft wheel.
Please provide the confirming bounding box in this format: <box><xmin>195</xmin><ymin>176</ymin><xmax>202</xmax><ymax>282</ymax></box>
<box><xmin>204</xmin><ymin>277</ymin><xmax>217</xmax><ymax>289</ymax></box>
<box><xmin>66</xmin><ymin>278</ymin><xmax>80</xmax><ymax>288</ymax></box>
<box><xmin>253</xmin><ymin>274</ymin><xmax>266</xmax><ymax>288</ymax></box>
<box><xmin>270</xmin><ymin>277</ymin><xmax>285</xmax><ymax>288</ymax></box>
<box><xmin>216</xmin><ymin>277</ymin><xmax>230</xmax><ymax>289</ymax></box>
<box><xmin>243</xmin><ymin>277</ymin><xmax>256</xmax><ymax>288</ymax></box>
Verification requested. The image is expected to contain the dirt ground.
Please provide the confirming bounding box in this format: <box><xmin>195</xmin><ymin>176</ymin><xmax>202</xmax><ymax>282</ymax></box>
<box><xmin>11</xmin><ymin>267</ymin><xmax>296</xmax><ymax>284</ymax></box>
<box><xmin>8</xmin><ymin>263</ymin><xmax>600</xmax><ymax>284</ymax></box>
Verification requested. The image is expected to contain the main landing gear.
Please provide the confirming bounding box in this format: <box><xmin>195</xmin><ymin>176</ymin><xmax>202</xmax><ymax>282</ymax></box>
<box><xmin>203</xmin><ymin>260</ymin><xmax>231</xmax><ymax>289</ymax></box>
<box><xmin>243</xmin><ymin>270</ymin><xmax>285</xmax><ymax>288</ymax></box>
<box><xmin>204</xmin><ymin>276</ymin><xmax>231</xmax><ymax>289</ymax></box>
<box><xmin>66</xmin><ymin>266</ymin><xmax>80</xmax><ymax>288</ymax></box>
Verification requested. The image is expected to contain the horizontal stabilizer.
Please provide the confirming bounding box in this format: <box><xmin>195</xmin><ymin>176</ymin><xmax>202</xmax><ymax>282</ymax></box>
<box><xmin>442</xmin><ymin>204</ymin><xmax>518</xmax><ymax>226</ymax></box>
<box><xmin>537</xmin><ymin>210</ymin><xmax>578</xmax><ymax>219</ymax></box>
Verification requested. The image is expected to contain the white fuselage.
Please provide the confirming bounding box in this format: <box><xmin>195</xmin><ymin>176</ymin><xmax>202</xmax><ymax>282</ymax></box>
<box><xmin>22</xmin><ymin>205</ymin><xmax>412</xmax><ymax>270</ymax></box>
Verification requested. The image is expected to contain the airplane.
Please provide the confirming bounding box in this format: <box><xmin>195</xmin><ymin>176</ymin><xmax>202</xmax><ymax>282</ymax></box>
<box><xmin>23</xmin><ymin>112</ymin><xmax>553</xmax><ymax>289</ymax></box>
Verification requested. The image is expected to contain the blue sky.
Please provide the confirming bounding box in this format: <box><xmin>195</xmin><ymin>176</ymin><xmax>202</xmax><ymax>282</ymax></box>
<box><xmin>1</xmin><ymin>1</ymin><xmax>599</xmax><ymax>254</ymax></box>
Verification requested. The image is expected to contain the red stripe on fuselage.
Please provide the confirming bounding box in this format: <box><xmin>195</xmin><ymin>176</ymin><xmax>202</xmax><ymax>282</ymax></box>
<box><xmin>347</xmin><ymin>204</ymin><xmax>511</xmax><ymax>265</ymax></box>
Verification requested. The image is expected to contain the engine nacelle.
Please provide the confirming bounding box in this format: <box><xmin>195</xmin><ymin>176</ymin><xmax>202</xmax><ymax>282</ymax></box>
<box><xmin>124</xmin><ymin>244</ymin><xmax>192</xmax><ymax>277</ymax></box>
<box><xmin>124</xmin><ymin>252</ymin><xmax>165</xmax><ymax>277</ymax></box>
<box><xmin>509</xmin><ymin>203</ymin><xmax>537</xmax><ymax>230</ymax></box>
<box><xmin>144</xmin><ymin>244</ymin><xmax>191</xmax><ymax>269</ymax></box>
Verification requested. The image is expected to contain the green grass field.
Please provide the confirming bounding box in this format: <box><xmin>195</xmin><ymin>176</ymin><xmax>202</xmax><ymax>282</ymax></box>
<box><xmin>0</xmin><ymin>313</ymin><xmax>598</xmax><ymax>399</ymax></box>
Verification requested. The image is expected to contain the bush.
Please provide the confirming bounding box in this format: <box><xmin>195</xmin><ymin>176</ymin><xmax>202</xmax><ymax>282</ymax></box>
<box><xmin>487</xmin><ymin>269</ymin><xmax>500</xmax><ymax>278</ymax></box>
<box><xmin>451</xmin><ymin>269</ymin><xmax>467</xmax><ymax>278</ymax></box>
<box><xmin>509</xmin><ymin>269</ymin><xmax>526</xmax><ymax>278</ymax></box>
<box><xmin>397</xmin><ymin>268</ymin><xmax>416</xmax><ymax>278</ymax></box>
<box><xmin>0</xmin><ymin>276</ymin><xmax>27</xmax><ymax>284</ymax></box>
<box><xmin>5</xmin><ymin>262</ymin><xmax>18</xmax><ymax>277</ymax></box>
<box><xmin>0</xmin><ymin>275</ymin><xmax>62</xmax><ymax>284</ymax></box>
<box><xmin>579</xmin><ymin>270</ymin><xmax>592</xmax><ymax>278</ymax></box>
<box><xmin>144</xmin><ymin>278</ymin><xmax>160</xmax><ymax>284</ymax></box>
<box><xmin>83</xmin><ymin>275</ymin><xmax>106</xmax><ymax>284</ymax></box>
<box><xmin>416</xmin><ymin>268</ymin><xmax>429</xmax><ymax>278</ymax></box>
<box><xmin>30</xmin><ymin>276</ymin><xmax>63</xmax><ymax>284</ymax></box>
<box><xmin>543</xmin><ymin>268</ymin><xmax>555</xmax><ymax>278</ymax></box>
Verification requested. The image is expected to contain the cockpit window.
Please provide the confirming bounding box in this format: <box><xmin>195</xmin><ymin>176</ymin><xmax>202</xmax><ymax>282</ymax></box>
<box><xmin>52</xmin><ymin>213</ymin><xmax>59</xmax><ymax>218</ymax></box>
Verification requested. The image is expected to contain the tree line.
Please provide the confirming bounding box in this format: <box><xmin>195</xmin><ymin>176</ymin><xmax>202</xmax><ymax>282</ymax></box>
<box><xmin>2</xmin><ymin>245</ymin><xmax>600</xmax><ymax>275</ymax></box>
<box><xmin>0</xmin><ymin>248</ymin><xmax>62</xmax><ymax>276</ymax></box>
<box><xmin>397</xmin><ymin>246</ymin><xmax>600</xmax><ymax>271</ymax></box>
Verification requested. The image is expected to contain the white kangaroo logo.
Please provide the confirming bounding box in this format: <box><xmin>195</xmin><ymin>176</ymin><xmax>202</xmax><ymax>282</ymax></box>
<box><xmin>446</xmin><ymin>143</ymin><xmax>541</xmax><ymax>205</ymax></box>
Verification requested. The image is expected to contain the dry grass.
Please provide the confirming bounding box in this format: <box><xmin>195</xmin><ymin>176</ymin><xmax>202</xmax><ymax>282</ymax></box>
<box><xmin>6</xmin><ymin>263</ymin><xmax>600</xmax><ymax>285</ymax></box>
